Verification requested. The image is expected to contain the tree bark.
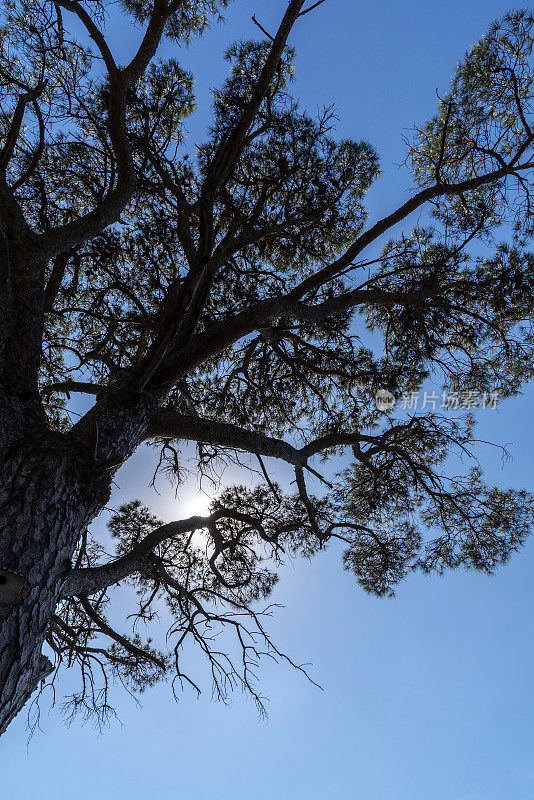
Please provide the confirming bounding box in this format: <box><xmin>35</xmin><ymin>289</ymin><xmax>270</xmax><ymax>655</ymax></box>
<box><xmin>0</xmin><ymin>432</ymin><xmax>107</xmax><ymax>735</ymax></box>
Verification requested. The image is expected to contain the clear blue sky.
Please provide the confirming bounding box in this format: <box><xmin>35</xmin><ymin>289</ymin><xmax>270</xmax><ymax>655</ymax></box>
<box><xmin>4</xmin><ymin>2</ymin><xmax>534</xmax><ymax>798</ymax></box>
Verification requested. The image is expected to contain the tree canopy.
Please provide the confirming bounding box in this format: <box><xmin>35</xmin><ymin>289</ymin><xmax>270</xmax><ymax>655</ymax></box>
<box><xmin>1</xmin><ymin>0</ymin><xmax>534</xmax><ymax>729</ymax></box>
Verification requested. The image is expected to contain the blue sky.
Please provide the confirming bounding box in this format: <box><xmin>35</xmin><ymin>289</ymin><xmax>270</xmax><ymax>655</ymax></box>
<box><xmin>3</xmin><ymin>2</ymin><xmax>534</xmax><ymax>798</ymax></box>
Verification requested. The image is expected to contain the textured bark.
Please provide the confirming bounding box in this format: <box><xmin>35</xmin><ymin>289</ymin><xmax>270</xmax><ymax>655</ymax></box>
<box><xmin>0</xmin><ymin>189</ymin><xmax>45</xmax><ymax>400</ymax></box>
<box><xmin>0</xmin><ymin>431</ymin><xmax>106</xmax><ymax>735</ymax></box>
<box><xmin>0</xmin><ymin>384</ymin><xmax>162</xmax><ymax>735</ymax></box>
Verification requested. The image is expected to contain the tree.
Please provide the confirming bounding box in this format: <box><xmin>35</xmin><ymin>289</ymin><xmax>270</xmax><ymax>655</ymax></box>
<box><xmin>1</xmin><ymin>0</ymin><xmax>534</xmax><ymax>736</ymax></box>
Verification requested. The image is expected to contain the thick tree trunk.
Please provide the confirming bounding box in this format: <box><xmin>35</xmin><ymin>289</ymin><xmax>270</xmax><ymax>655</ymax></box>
<box><xmin>0</xmin><ymin>433</ymin><xmax>105</xmax><ymax>735</ymax></box>
<box><xmin>0</xmin><ymin>386</ymin><xmax>160</xmax><ymax>735</ymax></box>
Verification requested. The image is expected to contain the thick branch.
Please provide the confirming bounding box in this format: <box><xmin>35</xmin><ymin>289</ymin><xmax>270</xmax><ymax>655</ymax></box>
<box><xmin>61</xmin><ymin>515</ymin><xmax>211</xmax><ymax>597</ymax></box>
<box><xmin>0</xmin><ymin>80</ymin><xmax>47</xmax><ymax>170</ymax></box>
<box><xmin>41</xmin><ymin>379</ymin><xmax>103</xmax><ymax>398</ymax></box>
<box><xmin>150</xmin><ymin>280</ymin><xmax>452</xmax><ymax>387</ymax></box>
<box><xmin>146</xmin><ymin>411</ymin><xmax>305</xmax><ymax>464</ymax></box>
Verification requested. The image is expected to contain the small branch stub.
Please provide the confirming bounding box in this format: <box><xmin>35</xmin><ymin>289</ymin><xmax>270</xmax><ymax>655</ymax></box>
<box><xmin>0</xmin><ymin>569</ymin><xmax>27</xmax><ymax>621</ymax></box>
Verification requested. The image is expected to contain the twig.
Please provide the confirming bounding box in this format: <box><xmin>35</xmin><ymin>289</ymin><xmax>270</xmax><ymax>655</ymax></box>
<box><xmin>251</xmin><ymin>14</ymin><xmax>275</xmax><ymax>41</ymax></box>
<box><xmin>298</xmin><ymin>0</ymin><xmax>327</xmax><ymax>17</ymax></box>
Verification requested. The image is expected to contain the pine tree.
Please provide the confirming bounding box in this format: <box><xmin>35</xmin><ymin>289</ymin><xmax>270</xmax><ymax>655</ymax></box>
<box><xmin>0</xmin><ymin>0</ymin><xmax>534</xmax><ymax>734</ymax></box>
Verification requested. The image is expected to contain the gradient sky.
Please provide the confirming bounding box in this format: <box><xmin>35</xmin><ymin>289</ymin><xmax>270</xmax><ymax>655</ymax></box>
<box><xmin>3</xmin><ymin>2</ymin><xmax>534</xmax><ymax>798</ymax></box>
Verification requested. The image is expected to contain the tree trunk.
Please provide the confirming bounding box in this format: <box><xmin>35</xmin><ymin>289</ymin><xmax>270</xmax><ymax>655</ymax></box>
<box><xmin>0</xmin><ymin>433</ymin><xmax>105</xmax><ymax>735</ymax></box>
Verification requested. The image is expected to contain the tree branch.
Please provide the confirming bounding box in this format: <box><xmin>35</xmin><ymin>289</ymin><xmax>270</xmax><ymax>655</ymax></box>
<box><xmin>77</xmin><ymin>596</ymin><xmax>166</xmax><ymax>671</ymax></box>
<box><xmin>61</xmin><ymin>515</ymin><xmax>212</xmax><ymax>597</ymax></box>
<box><xmin>41</xmin><ymin>0</ymin><xmax>182</xmax><ymax>258</ymax></box>
<box><xmin>287</xmin><ymin>152</ymin><xmax>534</xmax><ymax>301</ymax></box>
<box><xmin>146</xmin><ymin>411</ymin><xmax>306</xmax><ymax>464</ymax></box>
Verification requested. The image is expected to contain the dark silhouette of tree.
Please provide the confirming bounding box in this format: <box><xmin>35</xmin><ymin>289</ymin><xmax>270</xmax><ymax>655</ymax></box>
<box><xmin>0</xmin><ymin>0</ymin><xmax>534</xmax><ymax>734</ymax></box>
